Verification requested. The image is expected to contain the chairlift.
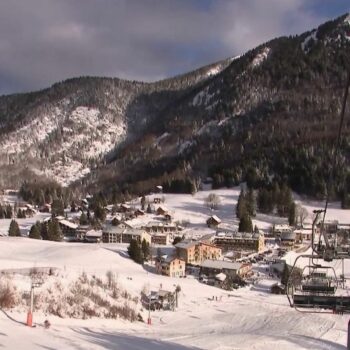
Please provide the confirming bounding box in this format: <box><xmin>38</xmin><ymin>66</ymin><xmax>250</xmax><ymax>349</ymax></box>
<box><xmin>286</xmin><ymin>253</ymin><xmax>348</xmax><ymax>313</ymax></box>
<box><xmin>299</xmin><ymin>265</ymin><xmax>337</xmax><ymax>295</ymax></box>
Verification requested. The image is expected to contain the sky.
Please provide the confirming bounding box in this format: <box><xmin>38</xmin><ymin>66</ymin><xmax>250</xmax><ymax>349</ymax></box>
<box><xmin>0</xmin><ymin>0</ymin><xmax>349</xmax><ymax>95</ymax></box>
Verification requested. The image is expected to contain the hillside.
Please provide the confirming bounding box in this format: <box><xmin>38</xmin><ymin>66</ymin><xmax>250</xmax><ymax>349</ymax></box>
<box><xmin>0</xmin><ymin>14</ymin><xmax>349</xmax><ymax>199</ymax></box>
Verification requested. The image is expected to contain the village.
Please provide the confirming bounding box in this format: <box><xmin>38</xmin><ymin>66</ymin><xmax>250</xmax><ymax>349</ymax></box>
<box><xmin>0</xmin><ymin>184</ymin><xmax>350</xmax><ymax>349</ymax></box>
<box><xmin>0</xmin><ymin>184</ymin><xmax>348</xmax><ymax>298</ymax></box>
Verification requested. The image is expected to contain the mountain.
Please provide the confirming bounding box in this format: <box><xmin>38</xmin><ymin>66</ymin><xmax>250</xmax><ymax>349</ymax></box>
<box><xmin>0</xmin><ymin>14</ymin><xmax>350</xmax><ymax>200</ymax></box>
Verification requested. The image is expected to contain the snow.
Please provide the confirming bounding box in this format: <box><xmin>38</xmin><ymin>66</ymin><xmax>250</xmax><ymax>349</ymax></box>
<box><xmin>0</xmin><ymin>188</ymin><xmax>349</xmax><ymax>349</ymax></box>
<box><xmin>206</xmin><ymin>66</ymin><xmax>221</xmax><ymax>77</ymax></box>
<box><xmin>301</xmin><ymin>30</ymin><xmax>318</xmax><ymax>52</ymax></box>
<box><xmin>251</xmin><ymin>47</ymin><xmax>271</xmax><ymax>68</ymax></box>
<box><xmin>0</xmin><ymin>237</ymin><xmax>349</xmax><ymax>349</ymax></box>
<box><xmin>0</xmin><ymin>105</ymin><xmax>127</xmax><ymax>186</ymax></box>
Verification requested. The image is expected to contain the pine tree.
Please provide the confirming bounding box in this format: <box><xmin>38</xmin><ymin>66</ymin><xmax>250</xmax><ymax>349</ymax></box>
<box><xmin>40</xmin><ymin>222</ymin><xmax>49</xmax><ymax>240</ymax></box>
<box><xmin>236</xmin><ymin>189</ymin><xmax>247</xmax><ymax>219</ymax></box>
<box><xmin>0</xmin><ymin>204</ymin><xmax>4</xmax><ymax>219</ymax></box>
<box><xmin>94</xmin><ymin>203</ymin><xmax>106</xmax><ymax>221</ymax></box>
<box><xmin>140</xmin><ymin>196</ymin><xmax>146</xmax><ymax>211</ymax></box>
<box><xmin>29</xmin><ymin>222</ymin><xmax>41</xmax><ymax>239</ymax></box>
<box><xmin>47</xmin><ymin>219</ymin><xmax>62</xmax><ymax>241</ymax></box>
<box><xmin>51</xmin><ymin>199</ymin><xmax>64</xmax><ymax>217</ymax></box>
<box><xmin>127</xmin><ymin>239</ymin><xmax>144</xmax><ymax>264</ymax></box>
<box><xmin>8</xmin><ymin>219</ymin><xmax>21</xmax><ymax>237</ymax></box>
<box><xmin>5</xmin><ymin>205</ymin><xmax>12</xmax><ymax>219</ymax></box>
<box><xmin>246</xmin><ymin>188</ymin><xmax>256</xmax><ymax>217</ymax></box>
<box><xmin>79</xmin><ymin>212</ymin><xmax>89</xmax><ymax>225</ymax></box>
<box><xmin>288</xmin><ymin>202</ymin><xmax>296</xmax><ymax>226</ymax></box>
<box><xmin>238</xmin><ymin>214</ymin><xmax>253</xmax><ymax>233</ymax></box>
<box><xmin>146</xmin><ymin>203</ymin><xmax>152</xmax><ymax>213</ymax></box>
<box><xmin>281</xmin><ymin>263</ymin><xmax>289</xmax><ymax>286</ymax></box>
<box><xmin>141</xmin><ymin>238</ymin><xmax>150</xmax><ymax>261</ymax></box>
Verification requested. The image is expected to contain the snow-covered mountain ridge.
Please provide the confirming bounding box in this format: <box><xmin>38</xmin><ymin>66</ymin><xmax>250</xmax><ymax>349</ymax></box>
<box><xmin>0</xmin><ymin>13</ymin><xmax>349</xmax><ymax>197</ymax></box>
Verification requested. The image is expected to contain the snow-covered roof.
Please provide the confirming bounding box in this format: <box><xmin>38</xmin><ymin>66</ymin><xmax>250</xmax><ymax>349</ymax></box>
<box><xmin>208</xmin><ymin>215</ymin><xmax>221</xmax><ymax>223</ymax></box>
<box><xmin>201</xmin><ymin>259</ymin><xmax>242</xmax><ymax>271</ymax></box>
<box><xmin>280</xmin><ymin>231</ymin><xmax>296</xmax><ymax>241</ymax></box>
<box><xmin>59</xmin><ymin>220</ymin><xmax>78</xmax><ymax>229</ymax></box>
<box><xmin>275</xmin><ymin>224</ymin><xmax>291</xmax><ymax>232</ymax></box>
<box><xmin>156</xmin><ymin>205</ymin><xmax>168</xmax><ymax>212</ymax></box>
<box><xmin>85</xmin><ymin>230</ymin><xmax>102</xmax><ymax>238</ymax></box>
<box><xmin>175</xmin><ymin>241</ymin><xmax>197</xmax><ymax>249</ymax></box>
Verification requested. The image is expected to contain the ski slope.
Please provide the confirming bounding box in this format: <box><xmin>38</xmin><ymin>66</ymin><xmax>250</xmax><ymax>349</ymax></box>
<box><xmin>0</xmin><ymin>237</ymin><xmax>348</xmax><ymax>349</ymax></box>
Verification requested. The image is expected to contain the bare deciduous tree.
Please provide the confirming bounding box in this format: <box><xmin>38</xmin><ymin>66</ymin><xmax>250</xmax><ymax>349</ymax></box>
<box><xmin>295</xmin><ymin>204</ymin><xmax>308</xmax><ymax>226</ymax></box>
<box><xmin>204</xmin><ymin>193</ymin><xmax>221</xmax><ymax>210</ymax></box>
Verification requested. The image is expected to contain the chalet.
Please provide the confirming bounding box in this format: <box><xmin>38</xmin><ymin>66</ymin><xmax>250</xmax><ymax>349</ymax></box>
<box><xmin>134</xmin><ymin>209</ymin><xmax>145</xmax><ymax>217</ymax></box>
<box><xmin>102</xmin><ymin>226</ymin><xmax>151</xmax><ymax>244</ymax></box>
<box><xmin>213</xmin><ymin>232</ymin><xmax>265</xmax><ymax>253</ymax></box>
<box><xmin>85</xmin><ymin>230</ymin><xmax>103</xmax><ymax>243</ymax></box>
<box><xmin>39</xmin><ymin>204</ymin><xmax>51</xmax><ymax>213</ymax></box>
<box><xmin>164</xmin><ymin>213</ymin><xmax>172</xmax><ymax>223</ymax></box>
<box><xmin>58</xmin><ymin>219</ymin><xmax>78</xmax><ymax>238</ymax></box>
<box><xmin>206</xmin><ymin>215</ymin><xmax>221</xmax><ymax>228</ymax></box>
<box><xmin>24</xmin><ymin>204</ymin><xmax>37</xmax><ymax>217</ymax></box>
<box><xmin>280</xmin><ymin>231</ymin><xmax>296</xmax><ymax>250</ymax></box>
<box><xmin>175</xmin><ymin>240</ymin><xmax>221</xmax><ymax>265</ymax></box>
<box><xmin>155</xmin><ymin>256</ymin><xmax>185</xmax><ymax>277</ymax></box>
<box><xmin>293</xmin><ymin>229</ymin><xmax>312</xmax><ymax>242</ymax></box>
<box><xmin>76</xmin><ymin>225</ymin><xmax>90</xmax><ymax>240</ymax></box>
<box><xmin>119</xmin><ymin>204</ymin><xmax>132</xmax><ymax>213</ymax></box>
<box><xmin>274</xmin><ymin>225</ymin><xmax>292</xmax><ymax>237</ymax></box>
<box><xmin>200</xmin><ymin>260</ymin><xmax>252</xmax><ymax>280</ymax></box>
<box><xmin>156</xmin><ymin>206</ymin><xmax>168</xmax><ymax>216</ymax></box>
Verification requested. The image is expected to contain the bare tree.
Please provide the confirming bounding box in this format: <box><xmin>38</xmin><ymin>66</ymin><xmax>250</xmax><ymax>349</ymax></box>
<box><xmin>295</xmin><ymin>204</ymin><xmax>308</xmax><ymax>226</ymax></box>
<box><xmin>204</xmin><ymin>193</ymin><xmax>221</xmax><ymax>210</ymax></box>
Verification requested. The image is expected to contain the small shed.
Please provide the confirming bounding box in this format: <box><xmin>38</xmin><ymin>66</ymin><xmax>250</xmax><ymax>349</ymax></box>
<box><xmin>156</xmin><ymin>206</ymin><xmax>168</xmax><ymax>216</ymax></box>
<box><xmin>206</xmin><ymin>215</ymin><xmax>221</xmax><ymax>228</ymax></box>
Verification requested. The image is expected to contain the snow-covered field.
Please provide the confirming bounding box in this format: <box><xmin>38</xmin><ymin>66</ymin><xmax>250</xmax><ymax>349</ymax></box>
<box><xmin>0</xmin><ymin>237</ymin><xmax>349</xmax><ymax>350</ymax></box>
<box><xmin>0</xmin><ymin>187</ymin><xmax>349</xmax><ymax>349</ymax></box>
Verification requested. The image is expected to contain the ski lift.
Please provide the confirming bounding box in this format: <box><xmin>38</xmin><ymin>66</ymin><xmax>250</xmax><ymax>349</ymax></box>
<box><xmin>285</xmin><ymin>254</ymin><xmax>350</xmax><ymax>314</ymax></box>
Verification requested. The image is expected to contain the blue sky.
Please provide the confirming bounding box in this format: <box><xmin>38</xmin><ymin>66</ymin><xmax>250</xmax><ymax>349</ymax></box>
<box><xmin>0</xmin><ymin>0</ymin><xmax>348</xmax><ymax>95</ymax></box>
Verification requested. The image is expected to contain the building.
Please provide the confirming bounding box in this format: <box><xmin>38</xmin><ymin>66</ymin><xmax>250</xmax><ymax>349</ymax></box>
<box><xmin>293</xmin><ymin>229</ymin><xmax>312</xmax><ymax>242</ymax></box>
<box><xmin>206</xmin><ymin>215</ymin><xmax>221</xmax><ymax>228</ymax></box>
<box><xmin>274</xmin><ymin>225</ymin><xmax>292</xmax><ymax>237</ymax></box>
<box><xmin>175</xmin><ymin>240</ymin><xmax>222</xmax><ymax>265</ymax></box>
<box><xmin>280</xmin><ymin>231</ymin><xmax>296</xmax><ymax>250</ymax></box>
<box><xmin>156</xmin><ymin>206</ymin><xmax>168</xmax><ymax>216</ymax></box>
<box><xmin>142</xmin><ymin>222</ymin><xmax>178</xmax><ymax>234</ymax></box>
<box><xmin>85</xmin><ymin>230</ymin><xmax>103</xmax><ymax>243</ymax></box>
<box><xmin>155</xmin><ymin>256</ymin><xmax>186</xmax><ymax>277</ymax></box>
<box><xmin>76</xmin><ymin>225</ymin><xmax>90</xmax><ymax>241</ymax></box>
<box><xmin>213</xmin><ymin>232</ymin><xmax>265</xmax><ymax>253</ymax></box>
<box><xmin>319</xmin><ymin>220</ymin><xmax>339</xmax><ymax>234</ymax></box>
<box><xmin>200</xmin><ymin>260</ymin><xmax>252</xmax><ymax>279</ymax></box>
<box><xmin>102</xmin><ymin>226</ymin><xmax>151</xmax><ymax>244</ymax></box>
<box><xmin>151</xmin><ymin>232</ymin><xmax>172</xmax><ymax>245</ymax></box>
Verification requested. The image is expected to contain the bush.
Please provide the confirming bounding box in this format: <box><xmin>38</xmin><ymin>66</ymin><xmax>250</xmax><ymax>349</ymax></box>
<box><xmin>0</xmin><ymin>278</ymin><xmax>17</xmax><ymax>309</ymax></box>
